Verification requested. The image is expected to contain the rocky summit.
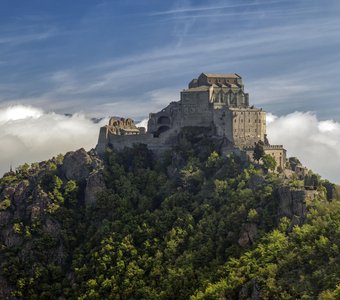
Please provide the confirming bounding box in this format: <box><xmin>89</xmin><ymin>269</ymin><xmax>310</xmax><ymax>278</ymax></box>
<box><xmin>0</xmin><ymin>129</ymin><xmax>339</xmax><ymax>299</ymax></box>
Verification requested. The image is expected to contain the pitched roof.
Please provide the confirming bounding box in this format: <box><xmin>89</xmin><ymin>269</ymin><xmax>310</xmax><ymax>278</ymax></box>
<box><xmin>201</xmin><ymin>73</ymin><xmax>241</xmax><ymax>79</ymax></box>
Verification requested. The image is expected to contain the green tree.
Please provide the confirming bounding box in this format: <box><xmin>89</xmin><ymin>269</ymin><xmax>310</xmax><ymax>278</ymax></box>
<box><xmin>262</xmin><ymin>154</ymin><xmax>277</xmax><ymax>171</ymax></box>
<box><xmin>253</xmin><ymin>141</ymin><xmax>265</xmax><ymax>162</ymax></box>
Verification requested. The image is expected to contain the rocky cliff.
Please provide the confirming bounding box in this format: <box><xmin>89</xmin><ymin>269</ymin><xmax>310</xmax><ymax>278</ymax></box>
<box><xmin>0</xmin><ymin>140</ymin><xmax>338</xmax><ymax>299</ymax></box>
<box><xmin>0</xmin><ymin>149</ymin><xmax>105</xmax><ymax>298</ymax></box>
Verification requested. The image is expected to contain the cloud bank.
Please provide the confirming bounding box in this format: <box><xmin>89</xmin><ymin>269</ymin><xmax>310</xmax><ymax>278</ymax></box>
<box><xmin>267</xmin><ymin>112</ymin><xmax>340</xmax><ymax>184</ymax></box>
<box><xmin>0</xmin><ymin>105</ymin><xmax>107</xmax><ymax>176</ymax></box>
<box><xmin>0</xmin><ymin>105</ymin><xmax>339</xmax><ymax>184</ymax></box>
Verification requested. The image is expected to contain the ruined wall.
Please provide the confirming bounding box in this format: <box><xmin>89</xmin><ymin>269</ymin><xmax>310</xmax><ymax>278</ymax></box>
<box><xmin>148</xmin><ymin>101</ymin><xmax>181</xmax><ymax>134</ymax></box>
<box><xmin>96</xmin><ymin>126</ymin><xmax>177</xmax><ymax>155</ymax></box>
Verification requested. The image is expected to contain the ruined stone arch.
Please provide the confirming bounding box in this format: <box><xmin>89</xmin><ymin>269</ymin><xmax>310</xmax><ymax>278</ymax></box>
<box><xmin>157</xmin><ymin>115</ymin><xmax>171</xmax><ymax>125</ymax></box>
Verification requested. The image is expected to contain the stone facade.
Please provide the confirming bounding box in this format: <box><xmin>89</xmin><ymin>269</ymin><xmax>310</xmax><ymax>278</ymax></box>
<box><xmin>96</xmin><ymin>73</ymin><xmax>286</xmax><ymax>169</ymax></box>
<box><xmin>245</xmin><ymin>145</ymin><xmax>287</xmax><ymax>169</ymax></box>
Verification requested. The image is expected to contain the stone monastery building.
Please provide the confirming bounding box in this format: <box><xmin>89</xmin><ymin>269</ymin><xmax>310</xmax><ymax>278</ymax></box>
<box><xmin>96</xmin><ymin>73</ymin><xmax>286</xmax><ymax>169</ymax></box>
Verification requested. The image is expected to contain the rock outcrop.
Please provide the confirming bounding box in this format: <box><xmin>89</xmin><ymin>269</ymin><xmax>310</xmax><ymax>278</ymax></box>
<box><xmin>239</xmin><ymin>278</ymin><xmax>261</xmax><ymax>300</ymax></box>
<box><xmin>84</xmin><ymin>170</ymin><xmax>106</xmax><ymax>207</ymax></box>
<box><xmin>61</xmin><ymin>148</ymin><xmax>101</xmax><ymax>182</ymax></box>
<box><xmin>238</xmin><ymin>223</ymin><xmax>258</xmax><ymax>248</ymax></box>
<box><xmin>277</xmin><ymin>187</ymin><xmax>320</xmax><ymax>225</ymax></box>
<box><xmin>0</xmin><ymin>148</ymin><xmax>106</xmax><ymax>296</ymax></box>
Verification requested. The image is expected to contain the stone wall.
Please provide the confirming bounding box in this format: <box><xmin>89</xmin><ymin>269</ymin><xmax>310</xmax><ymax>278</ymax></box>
<box><xmin>245</xmin><ymin>144</ymin><xmax>286</xmax><ymax>170</ymax></box>
<box><xmin>96</xmin><ymin>126</ymin><xmax>177</xmax><ymax>155</ymax></box>
<box><xmin>263</xmin><ymin>145</ymin><xmax>287</xmax><ymax>169</ymax></box>
<box><xmin>229</xmin><ymin>108</ymin><xmax>266</xmax><ymax>147</ymax></box>
<box><xmin>147</xmin><ymin>101</ymin><xmax>181</xmax><ymax>134</ymax></box>
<box><xmin>213</xmin><ymin>107</ymin><xmax>233</xmax><ymax>139</ymax></box>
<box><xmin>180</xmin><ymin>90</ymin><xmax>213</xmax><ymax>127</ymax></box>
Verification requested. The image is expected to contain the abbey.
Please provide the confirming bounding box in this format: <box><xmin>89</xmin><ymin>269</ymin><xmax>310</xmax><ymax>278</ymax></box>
<box><xmin>96</xmin><ymin>73</ymin><xmax>286</xmax><ymax>169</ymax></box>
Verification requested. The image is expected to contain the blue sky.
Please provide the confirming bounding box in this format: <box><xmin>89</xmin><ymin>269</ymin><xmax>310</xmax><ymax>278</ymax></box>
<box><xmin>1</xmin><ymin>0</ymin><xmax>340</xmax><ymax>120</ymax></box>
<box><xmin>2</xmin><ymin>0</ymin><xmax>340</xmax><ymax>182</ymax></box>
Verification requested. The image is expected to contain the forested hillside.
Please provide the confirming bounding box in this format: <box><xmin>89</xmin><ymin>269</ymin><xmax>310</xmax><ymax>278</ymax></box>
<box><xmin>0</xmin><ymin>132</ymin><xmax>339</xmax><ymax>299</ymax></box>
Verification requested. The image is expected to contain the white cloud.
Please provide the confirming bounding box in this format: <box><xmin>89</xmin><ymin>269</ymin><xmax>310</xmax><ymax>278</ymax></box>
<box><xmin>0</xmin><ymin>105</ymin><xmax>107</xmax><ymax>176</ymax></box>
<box><xmin>149</xmin><ymin>0</ymin><xmax>284</xmax><ymax>16</ymax></box>
<box><xmin>1</xmin><ymin>105</ymin><xmax>339</xmax><ymax>185</ymax></box>
<box><xmin>136</xmin><ymin>118</ymin><xmax>149</xmax><ymax>130</ymax></box>
<box><xmin>267</xmin><ymin>111</ymin><xmax>340</xmax><ymax>184</ymax></box>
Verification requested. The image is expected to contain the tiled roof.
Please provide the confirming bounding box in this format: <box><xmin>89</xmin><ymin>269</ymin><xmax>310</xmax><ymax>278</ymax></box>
<box><xmin>202</xmin><ymin>73</ymin><xmax>241</xmax><ymax>78</ymax></box>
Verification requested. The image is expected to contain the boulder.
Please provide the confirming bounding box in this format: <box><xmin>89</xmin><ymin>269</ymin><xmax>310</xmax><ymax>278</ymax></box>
<box><xmin>61</xmin><ymin>148</ymin><xmax>94</xmax><ymax>182</ymax></box>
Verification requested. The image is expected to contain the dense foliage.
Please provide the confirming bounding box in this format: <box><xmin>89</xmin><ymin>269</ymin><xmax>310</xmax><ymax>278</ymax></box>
<box><xmin>0</xmin><ymin>140</ymin><xmax>339</xmax><ymax>299</ymax></box>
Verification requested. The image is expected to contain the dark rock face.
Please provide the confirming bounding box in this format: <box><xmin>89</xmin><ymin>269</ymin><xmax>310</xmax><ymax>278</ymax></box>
<box><xmin>239</xmin><ymin>278</ymin><xmax>260</xmax><ymax>300</ymax></box>
<box><xmin>238</xmin><ymin>223</ymin><xmax>258</xmax><ymax>248</ymax></box>
<box><xmin>0</xmin><ymin>148</ymin><xmax>106</xmax><ymax>297</ymax></box>
<box><xmin>247</xmin><ymin>175</ymin><xmax>265</xmax><ymax>191</ymax></box>
<box><xmin>0</xmin><ymin>277</ymin><xmax>11</xmax><ymax>300</ymax></box>
<box><xmin>278</xmin><ymin>187</ymin><xmax>307</xmax><ymax>219</ymax></box>
<box><xmin>84</xmin><ymin>170</ymin><xmax>106</xmax><ymax>207</ymax></box>
<box><xmin>277</xmin><ymin>187</ymin><xmax>319</xmax><ymax>224</ymax></box>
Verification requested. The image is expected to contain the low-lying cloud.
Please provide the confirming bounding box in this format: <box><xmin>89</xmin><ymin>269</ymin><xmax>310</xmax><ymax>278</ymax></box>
<box><xmin>0</xmin><ymin>105</ymin><xmax>107</xmax><ymax>176</ymax></box>
<box><xmin>0</xmin><ymin>105</ymin><xmax>339</xmax><ymax>184</ymax></box>
<box><xmin>267</xmin><ymin>112</ymin><xmax>340</xmax><ymax>184</ymax></box>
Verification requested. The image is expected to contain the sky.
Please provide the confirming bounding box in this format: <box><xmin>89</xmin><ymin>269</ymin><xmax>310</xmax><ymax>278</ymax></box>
<box><xmin>1</xmin><ymin>0</ymin><xmax>340</xmax><ymax>182</ymax></box>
